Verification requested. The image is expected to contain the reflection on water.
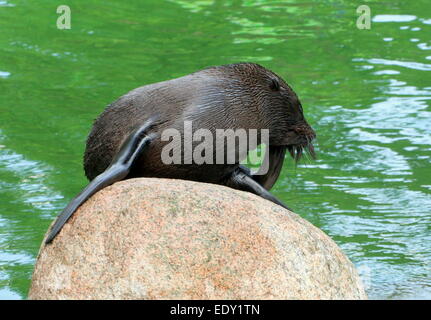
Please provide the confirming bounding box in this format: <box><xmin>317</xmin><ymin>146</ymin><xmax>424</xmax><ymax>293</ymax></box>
<box><xmin>0</xmin><ymin>133</ymin><xmax>64</xmax><ymax>214</ymax></box>
<box><xmin>373</xmin><ymin>15</ymin><xmax>417</xmax><ymax>23</ymax></box>
<box><xmin>0</xmin><ymin>0</ymin><xmax>430</xmax><ymax>299</ymax></box>
<box><xmin>357</xmin><ymin>58</ymin><xmax>431</xmax><ymax>71</ymax></box>
<box><xmin>0</xmin><ymin>132</ymin><xmax>65</xmax><ymax>298</ymax></box>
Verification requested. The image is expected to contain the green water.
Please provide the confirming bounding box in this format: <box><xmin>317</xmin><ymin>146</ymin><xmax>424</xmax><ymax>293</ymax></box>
<box><xmin>0</xmin><ymin>0</ymin><xmax>430</xmax><ymax>300</ymax></box>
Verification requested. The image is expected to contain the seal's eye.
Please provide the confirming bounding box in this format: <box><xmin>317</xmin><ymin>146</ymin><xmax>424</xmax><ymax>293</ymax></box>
<box><xmin>269</xmin><ymin>78</ymin><xmax>280</xmax><ymax>91</ymax></box>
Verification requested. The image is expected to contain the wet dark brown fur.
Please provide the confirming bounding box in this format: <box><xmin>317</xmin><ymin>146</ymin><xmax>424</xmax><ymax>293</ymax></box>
<box><xmin>83</xmin><ymin>63</ymin><xmax>315</xmax><ymax>184</ymax></box>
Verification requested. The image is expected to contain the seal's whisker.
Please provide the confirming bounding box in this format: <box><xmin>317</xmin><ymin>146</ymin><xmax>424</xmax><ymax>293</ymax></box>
<box><xmin>302</xmin><ymin>149</ymin><xmax>312</xmax><ymax>164</ymax></box>
<box><xmin>294</xmin><ymin>146</ymin><xmax>302</xmax><ymax>163</ymax></box>
<box><xmin>302</xmin><ymin>146</ymin><xmax>313</xmax><ymax>165</ymax></box>
<box><xmin>287</xmin><ymin>145</ymin><xmax>295</xmax><ymax>159</ymax></box>
<box><xmin>307</xmin><ymin>143</ymin><xmax>316</xmax><ymax>160</ymax></box>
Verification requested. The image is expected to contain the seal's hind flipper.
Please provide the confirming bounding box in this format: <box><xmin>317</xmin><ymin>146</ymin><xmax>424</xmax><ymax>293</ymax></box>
<box><xmin>45</xmin><ymin>118</ymin><xmax>157</xmax><ymax>244</ymax></box>
<box><xmin>224</xmin><ymin>166</ymin><xmax>291</xmax><ymax>211</ymax></box>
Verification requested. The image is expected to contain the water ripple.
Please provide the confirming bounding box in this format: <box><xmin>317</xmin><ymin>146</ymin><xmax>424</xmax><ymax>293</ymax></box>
<box><xmin>355</xmin><ymin>58</ymin><xmax>431</xmax><ymax>71</ymax></box>
<box><xmin>373</xmin><ymin>15</ymin><xmax>417</xmax><ymax>23</ymax></box>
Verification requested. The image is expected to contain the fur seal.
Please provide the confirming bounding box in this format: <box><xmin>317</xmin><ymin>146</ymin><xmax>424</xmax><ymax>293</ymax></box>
<box><xmin>46</xmin><ymin>62</ymin><xmax>316</xmax><ymax>243</ymax></box>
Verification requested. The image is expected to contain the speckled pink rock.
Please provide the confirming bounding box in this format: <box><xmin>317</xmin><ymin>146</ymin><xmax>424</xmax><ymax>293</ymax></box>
<box><xmin>29</xmin><ymin>178</ymin><xmax>367</xmax><ymax>300</ymax></box>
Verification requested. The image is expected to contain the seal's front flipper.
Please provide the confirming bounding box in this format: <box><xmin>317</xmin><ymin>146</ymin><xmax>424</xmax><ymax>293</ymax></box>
<box><xmin>45</xmin><ymin>119</ymin><xmax>157</xmax><ymax>244</ymax></box>
<box><xmin>224</xmin><ymin>166</ymin><xmax>291</xmax><ymax>211</ymax></box>
<box><xmin>251</xmin><ymin>145</ymin><xmax>286</xmax><ymax>190</ymax></box>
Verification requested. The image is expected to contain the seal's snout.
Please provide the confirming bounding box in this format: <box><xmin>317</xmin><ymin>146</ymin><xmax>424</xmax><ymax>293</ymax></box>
<box><xmin>284</xmin><ymin>122</ymin><xmax>316</xmax><ymax>162</ymax></box>
<box><xmin>285</xmin><ymin>122</ymin><xmax>315</xmax><ymax>144</ymax></box>
<box><xmin>292</xmin><ymin>123</ymin><xmax>316</xmax><ymax>141</ymax></box>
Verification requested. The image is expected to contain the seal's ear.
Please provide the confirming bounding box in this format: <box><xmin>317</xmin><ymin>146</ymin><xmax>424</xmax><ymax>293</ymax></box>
<box><xmin>269</xmin><ymin>78</ymin><xmax>280</xmax><ymax>91</ymax></box>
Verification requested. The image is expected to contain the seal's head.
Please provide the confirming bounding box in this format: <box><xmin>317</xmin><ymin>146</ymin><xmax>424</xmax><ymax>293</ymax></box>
<box><xmin>213</xmin><ymin>62</ymin><xmax>316</xmax><ymax>162</ymax></box>
<box><xmin>264</xmin><ymin>74</ymin><xmax>316</xmax><ymax>162</ymax></box>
